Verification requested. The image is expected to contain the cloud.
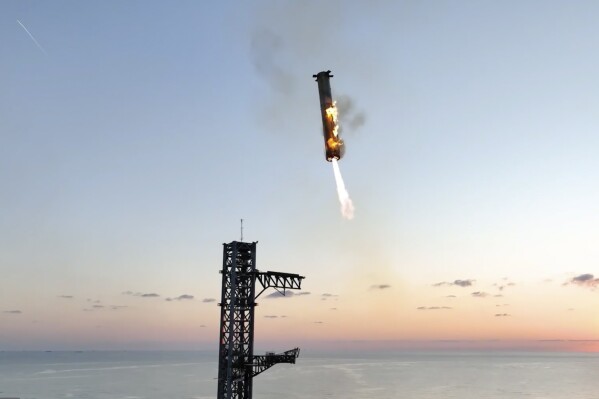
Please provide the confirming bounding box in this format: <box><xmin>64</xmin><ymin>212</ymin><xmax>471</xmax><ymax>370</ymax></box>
<box><xmin>266</xmin><ymin>291</ymin><xmax>294</xmax><ymax>299</ymax></box>
<box><xmin>445</xmin><ymin>295</ymin><xmax>457</xmax><ymax>298</ymax></box>
<box><xmin>370</xmin><ymin>284</ymin><xmax>391</xmax><ymax>290</ymax></box>
<box><xmin>494</xmin><ymin>281</ymin><xmax>516</xmax><ymax>291</ymax></box>
<box><xmin>566</xmin><ymin>274</ymin><xmax>599</xmax><ymax>289</ymax></box>
<box><xmin>4</xmin><ymin>310</ymin><xmax>22</xmax><ymax>314</ymax></box>
<box><xmin>573</xmin><ymin>274</ymin><xmax>595</xmax><ymax>283</ymax></box>
<box><xmin>417</xmin><ymin>306</ymin><xmax>452</xmax><ymax>310</ymax></box>
<box><xmin>330</xmin><ymin>307</ymin><xmax>338</xmax><ymax>311</ymax></box>
<box><xmin>495</xmin><ymin>304</ymin><xmax>509</xmax><ymax>307</ymax></box>
<box><xmin>265</xmin><ymin>290</ymin><xmax>310</xmax><ymax>299</ymax></box>
<box><xmin>264</xmin><ymin>315</ymin><xmax>278</xmax><ymax>319</ymax></box>
<box><xmin>202</xmin><ymin>298</ymin><xmax>216</xmax><ymax>303</ymax></box>
<box><xmin>471</xmin><ymin>291</ymin><xmax>489</xmax><ymax>298</ymax></box>
<box><xmin>433</xmin><ymin>279</ymin><xmax>474</xmax><ymax>287</ymax></box>
<box><xmin>122</xmin><ymin>291</ymin><xmax>160</xmax><ymax>298</ymax></box>
<box><xmin>453</xmin><ymin>279</ymin><xmax>474</xmax><ymax>287</ymax></box>
<box><xmin>92</xmin><ymin>305</ymin><xmax>104</xmax><ymax>309</ymax></box>
<box><xmin>58</xmin><ymin>295</ymin><xmax>73</xmax><ymax>299</ymax></box>
<box><xmin>281</xmin><ymin>315</ymin><xmax>287</xmax><ymax>318</ymax></box>
<box><xmin>110</xmin><ymin>306</ymin><xmax>128</xmax><ymax>310</ymax></box>
<box><xmin>495</xmin><ymin>313</ymin><xmax>510</xmax><ymax>317</ymax></box>
<box><xmin>166</xmin><ymin>294</ymin><xmax>194</xmax><ymax>302</ymax></box>
<box><xmin>314</xmin><ymin>321</ymin><xmax>324</xmax><ymax>324</ymax></box>
<box><xmin>200</xmin><ymin>324</ymin><xmax>207</xmax><ymax>328</ymax></box>
<box><xmin>321</xmin><ymin>293</ymin><xmax>339</xmax><ymax>301</ymax></box>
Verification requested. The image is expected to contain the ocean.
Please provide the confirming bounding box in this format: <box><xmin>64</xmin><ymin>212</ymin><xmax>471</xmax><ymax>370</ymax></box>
<box><xmin>0</xmin><ymin>350</ymin><xmax>597</xmax><ymax>399</ymax></box>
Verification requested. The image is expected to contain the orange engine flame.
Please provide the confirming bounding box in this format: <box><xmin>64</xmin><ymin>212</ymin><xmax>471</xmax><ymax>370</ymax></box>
<box><xmin>324</xmin><ymin>101</ymin><xmax>343</xmax><ymax>160</ymax></box>
<box><xmin>327</xmin><ymin>137</ymin><xmax>341</xmax><ymax>149</ymax></box>
<box><xmin>325</xmin><ymin>102</ymin><xmax>339</xmax><ymax>137</ymax></box>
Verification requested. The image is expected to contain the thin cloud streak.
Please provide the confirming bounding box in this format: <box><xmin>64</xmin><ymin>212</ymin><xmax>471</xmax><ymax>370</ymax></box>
<box><xmin>166</xmin><ymin>294</ymin><xmax>194</xmax><ymax>302</ymax></box>
<box><xmin>17</xmin><ymin>19</ymin><xmax>47</xmax><ymax>55</ymax></box>
<box><xmin>433</xmin><ymin>279</ymin><xmax>474</xmax><ymax>287</ymax></box>
<box><xmin>122</xmin><ymin>291</ymin><xmax>160</xmax><ymax>298</ymax></box>
<box><xmin>265</xmin><ymin>291</ymin><xmax>311</xmax><ymax>299</ymax></box>
<box><xmin>370</xmin><ymin>284</ymin><xmax>391</xmax><ymax>290</ymax></box>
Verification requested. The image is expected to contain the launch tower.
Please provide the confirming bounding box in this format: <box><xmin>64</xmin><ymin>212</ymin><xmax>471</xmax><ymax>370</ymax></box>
<box><xmin>217</xmin><ymin>241</ymin><xmax>304</xmax><ymax>399</ymax></box>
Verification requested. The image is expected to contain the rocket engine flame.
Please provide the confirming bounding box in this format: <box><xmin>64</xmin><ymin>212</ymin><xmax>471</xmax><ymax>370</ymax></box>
<box><xmin>331</xmin><ymin>159</ymin><xmax>354</xmax><ymax>220</ymax></box>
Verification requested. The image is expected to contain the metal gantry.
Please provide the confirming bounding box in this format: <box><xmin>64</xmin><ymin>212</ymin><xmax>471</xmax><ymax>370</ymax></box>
<box><xmin>217</xmin><ymin>241</ymin><xmax>304</xmax><ymax>399</ymax></box>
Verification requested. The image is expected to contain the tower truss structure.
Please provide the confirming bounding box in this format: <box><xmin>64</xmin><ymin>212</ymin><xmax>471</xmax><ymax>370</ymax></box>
<box><xmin>217</xmin><ymin>241</ymin><xmax>304</xmax><ymax>399</ymax></box>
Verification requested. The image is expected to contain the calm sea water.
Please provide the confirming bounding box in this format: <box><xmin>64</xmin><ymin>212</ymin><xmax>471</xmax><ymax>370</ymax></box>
<box><xmin>0</xmin><ymin>350</ymin><xmax>597</xmax><ymax>399</ymax></box>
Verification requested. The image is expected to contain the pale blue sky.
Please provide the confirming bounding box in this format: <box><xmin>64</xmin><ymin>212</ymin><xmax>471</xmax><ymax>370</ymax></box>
<box><xmin>1</xmin><ymin>1</ymin><xmax>598</xmax><ymax>349</ymax></box>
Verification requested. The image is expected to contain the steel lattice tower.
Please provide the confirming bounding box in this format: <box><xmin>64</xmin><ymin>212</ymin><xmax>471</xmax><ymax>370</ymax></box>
<box><xmin>217</xmin><ymin>241</ymin><xmax>304</xmax><ymax>399</ymax></box>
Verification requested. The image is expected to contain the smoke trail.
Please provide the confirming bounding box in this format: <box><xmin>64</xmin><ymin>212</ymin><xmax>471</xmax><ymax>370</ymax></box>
<box><xmin>16</xmin><ymin>19</ymin><xmax>47</xmax><ymax>55</ymax></box>
<box><xmin>336</xmin><ymin>95</ymin><xmax>366</xmax><ymax>132</ymax></box>
<box><xmin>331</xmin><ymin>159</ymin><xmax>354</xmax><ymax>220</ymax></box>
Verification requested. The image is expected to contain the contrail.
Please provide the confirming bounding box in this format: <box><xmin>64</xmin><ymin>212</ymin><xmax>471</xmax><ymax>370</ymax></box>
<box><xmin>331</xmin><ymin>159</ymin><xmax>354</xmax><ymax>220</ymax></box>
<box><xmin>17</xmin><ymin>19</ymin><xmax>47</xmax><ymax>55</ymax></box>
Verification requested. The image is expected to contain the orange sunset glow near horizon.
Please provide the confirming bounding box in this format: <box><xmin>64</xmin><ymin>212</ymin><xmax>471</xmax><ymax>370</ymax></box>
<box><xmin>2</xmin><ymin>1</ymin><xmax>599</xmax><ymax>352</ymax></box>
<box><xmin>2</xmin><ymin>267</ymin><xmax>598</xmax><ymax>351</ymax></box>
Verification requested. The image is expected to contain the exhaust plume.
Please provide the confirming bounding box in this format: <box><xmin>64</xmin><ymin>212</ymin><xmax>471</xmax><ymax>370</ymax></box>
<box><xmin>331</xmin><ymin>159</ymin><xmax>354</xmax><ymax>220</ymax></box>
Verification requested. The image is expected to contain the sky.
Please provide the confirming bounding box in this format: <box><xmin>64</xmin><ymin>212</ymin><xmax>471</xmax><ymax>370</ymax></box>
<box><xmin>1</xmin><ymin>0</ymin><xmax>598</xmax><ymax>351</ymax></box>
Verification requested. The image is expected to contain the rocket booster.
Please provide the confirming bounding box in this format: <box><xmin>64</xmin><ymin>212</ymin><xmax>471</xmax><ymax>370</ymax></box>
<box><xmin>313</xmin><ymin>70</ymin><xmax>344</xmax><ymax>162</ymax></box>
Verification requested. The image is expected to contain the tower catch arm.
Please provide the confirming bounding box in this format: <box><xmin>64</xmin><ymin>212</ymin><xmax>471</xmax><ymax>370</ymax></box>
<box><xmin>255</xmin><ymin>271</ymin><xmax>304</xmax><ymax>298</ymax></box>
<box><xmin>249</xmin><ymin>348</ymin><xmax>300</xmax><ymax>377</ymax></box>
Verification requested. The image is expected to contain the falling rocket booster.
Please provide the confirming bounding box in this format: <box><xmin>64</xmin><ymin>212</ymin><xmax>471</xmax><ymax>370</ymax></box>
<box><xmin>314</xmin><ymin>70</ymin><xmax>344</xmax><ymax>162</ymax></box>
<box><xmin>313</xmin><ymin>70</ymin><xmax>355</xmax><ymax>219</ymax></box>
